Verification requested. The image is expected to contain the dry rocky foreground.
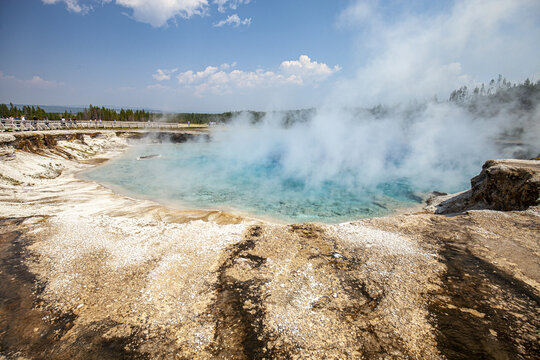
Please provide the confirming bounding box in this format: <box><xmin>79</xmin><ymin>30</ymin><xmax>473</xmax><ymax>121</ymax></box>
<box><xmin>0</xmin><ymin>131</ymin><xmax>538</xmax><ymax>359</ymax></box>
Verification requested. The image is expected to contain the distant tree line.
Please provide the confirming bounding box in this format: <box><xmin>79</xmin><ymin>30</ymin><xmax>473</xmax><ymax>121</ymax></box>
<box><xmin>79</xmin><ymin>105</ymin><xmax>152</xmax><ymax>122</ymax></box>
<box><xmin>449</xmin><ymin>75</ymin><xmax>540</xmax><ymax>108</ymax></box>
<box><xmin>0</xmin><ymin>103</ymin><xmax>153</xmax><ymax>121</ymax></box>
<box><xmin>449</xmin><ymin>77</ymin><xmax>540</xmax><ymax>142</ymax></box>
<box><xmin>0</xmin><ymin>103</ymin><xmax>242</xmax><ymax>124</ymax></box>
<box><xmin>0</xmin><ymin>103</ymin><xmax>74</xmax><ymax>120</ymax></box>
<box><xmin>3</xmin><ymin>76</ymin><xmax>538</xmax><ymax>124</ymax></box>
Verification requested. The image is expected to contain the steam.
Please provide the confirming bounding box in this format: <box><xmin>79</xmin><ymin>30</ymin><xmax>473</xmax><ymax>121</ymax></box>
<box><xmin>211</xmin><ymin>97</ymin><xmax>538</xmax><ymax>195</ymax></box>
<box><xmin>205</xmin><ymin>0</ymin><xmax>540</xmax><ymax>194</ymax></box>
<box><xmin>331</xmin><ymin>0</ymin><xmax>540</xmax><ymax>106</ymax></box>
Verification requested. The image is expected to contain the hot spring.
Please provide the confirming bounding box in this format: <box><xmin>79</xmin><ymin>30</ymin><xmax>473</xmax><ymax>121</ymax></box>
<box><xmin>78</xmin><ymin>111</ymin><xmax>483</xmax><ymax>222</ymax></box>
<box><xmin>84</xmin><ymin>141</ymin><xmax>430</xmax><ymax>223</ymax></box>
<box><xmin>83</xmin><ymin>99</ymin><xmax>535</xmax><ymax>223</ymax></box>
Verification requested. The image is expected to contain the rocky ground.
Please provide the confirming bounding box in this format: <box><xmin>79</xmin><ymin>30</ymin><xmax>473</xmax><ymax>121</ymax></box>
<box><xmin>0</xmin><ymin>131</ymin><xmax>538</xmax><ymax>359</ymax></box>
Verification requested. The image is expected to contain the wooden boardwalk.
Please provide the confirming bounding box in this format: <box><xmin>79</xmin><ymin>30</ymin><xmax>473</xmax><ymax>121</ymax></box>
<box><xmin>0</xmin><ymin>119</ymin><xmax>207</xmax><ymax>132</ymax></box>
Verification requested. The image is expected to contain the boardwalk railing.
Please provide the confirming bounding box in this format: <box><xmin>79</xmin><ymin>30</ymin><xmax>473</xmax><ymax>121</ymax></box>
<box><xmin>0</xmin><ymin>119</ymin><xmax>207</xmax><ymax>132</ymax></box>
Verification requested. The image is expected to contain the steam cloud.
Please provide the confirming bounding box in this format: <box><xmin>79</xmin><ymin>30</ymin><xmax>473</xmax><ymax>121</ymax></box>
<box><xmin>206</xmin><ymin>0</ymin><xmax>540</xmax><ymax>194</ymax></box>
<box><xmin>211</xmin><ymin>98</ymin><xmax>537</xmax><ymax>195</ymax></box>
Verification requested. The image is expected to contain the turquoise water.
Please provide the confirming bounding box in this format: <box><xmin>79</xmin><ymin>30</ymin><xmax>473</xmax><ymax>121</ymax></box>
<box><xmin>83</xmin><ymin>140</ymin><xmax>436</xmax><ymax>223</ymax></box>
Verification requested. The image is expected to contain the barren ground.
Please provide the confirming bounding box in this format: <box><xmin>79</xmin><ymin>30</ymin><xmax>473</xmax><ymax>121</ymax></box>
<box><xmin>0</xmin><ymin>131</ymin><xmax>538</xmax><ymax>359</ymax></box>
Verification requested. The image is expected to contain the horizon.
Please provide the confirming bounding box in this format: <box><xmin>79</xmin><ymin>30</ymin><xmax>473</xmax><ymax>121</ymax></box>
<box><xmin>4</xmin><ymin>75</ymin><xmax>539</xmax><ymax>116</ymax></box>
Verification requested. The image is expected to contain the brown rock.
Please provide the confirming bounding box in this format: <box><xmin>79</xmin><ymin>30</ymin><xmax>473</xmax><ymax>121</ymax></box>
<box><xmin>430</xmin><ymin>159</ymin><xmax>540</xmax><ymax>214</ymax></box>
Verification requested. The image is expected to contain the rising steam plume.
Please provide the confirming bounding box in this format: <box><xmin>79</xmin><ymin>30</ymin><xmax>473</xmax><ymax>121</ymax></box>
<box><xmin>210</xmin><ymin>0</ymin><xmax>540</xmax><ymax>193</ymax></box>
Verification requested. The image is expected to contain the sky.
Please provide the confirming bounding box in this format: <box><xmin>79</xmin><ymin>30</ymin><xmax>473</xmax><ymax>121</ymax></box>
<box><xmin>0</xmin><ymin>0</ymin><xmax>539</xmax><ymax>112</ymax></box>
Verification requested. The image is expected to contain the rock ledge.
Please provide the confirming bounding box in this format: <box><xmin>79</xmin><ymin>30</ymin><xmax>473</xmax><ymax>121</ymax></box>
<box><xmin>428</xmin><ymin>159</ymin><xmax>540</xmax><ymax>214</ymax></box>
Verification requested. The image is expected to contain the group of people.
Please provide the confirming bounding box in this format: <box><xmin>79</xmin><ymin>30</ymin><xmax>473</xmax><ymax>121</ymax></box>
<box><xmin>59</xmin><ymin>117</ymin><xmax>78</xmax><ymax>127</ymax></box>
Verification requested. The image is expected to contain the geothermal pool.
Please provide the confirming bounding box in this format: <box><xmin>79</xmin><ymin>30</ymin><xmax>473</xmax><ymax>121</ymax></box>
<box><xmin>83</xmin><ymin>138</ymin><xmax>471</xmax><ymax>223</ymax></box>
<box><xmin>82</xmin><ymin>99</ymin><xmax>527</xmax><ymax>223</ymax></box>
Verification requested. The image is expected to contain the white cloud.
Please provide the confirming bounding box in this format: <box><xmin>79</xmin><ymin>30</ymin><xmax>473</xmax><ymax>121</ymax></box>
<box><xmin>116</xmin><ymin>0</ymin><xmax>209</xmax><ymax>27</ymax></box>
<box><xmin>152</xmin><ymin>68</ymin><xmax>179</xmax><ymax>81</ymax></box>
<box><xmin>175</xmin><ymin>55</ymin><xmax>340</xmax><ymax>95</ymax></box>
<box><xmin>42</xmin><ymin>0</ymin><xmax>91</xmax><ymax>14</ymax></box>
<box><xmin>336</xmin><ymin>0</ymin><xmax>374</xmax><ymax>27</ymax></box>
<box><xmin>1</xmin><ymin>72</ymin><xmax>61</xmax><ymax>88</ymax></box>
<box><xmin>27</xmin><ymin>76</ymin><xmax>59</xmax><ymax>87</ymax></box>
<box><xmin>213</xmin><ymin>0</ymin><xmax>250</xmax><ymax>13</ymax></box>
<box><xmin>280</xmin><ymin>55</ymin><xmax>342</xmax><ymax>83</ymax></box>
<box><xmin>220</xmin><ymin>62</ymin><xmax>237</xmax><ymax>70</ymax></box>
<box><xmin>214</xmin><ymin>14</ymin><xmax>251</xmax><ymax>27</ymax></box>
<box><xmin>43</xmin><ymin>0</ymin><xmax>209</xmax><ymax>26</ymax></box>
<box><xmin>42</xmin><ymin>0</ymin><xmax>253</xmax><ymax>27</ymax></box>
<box><xmin>177</xmin><ymin>66</ymin><xmax>219</xmax><ymax>85</ymax></box>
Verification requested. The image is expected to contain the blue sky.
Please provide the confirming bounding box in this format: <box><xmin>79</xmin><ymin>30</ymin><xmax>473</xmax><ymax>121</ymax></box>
<box><xmin>1</xmin><ymin>0</ymin><xmax>539</xmax><ymax>112</ymax></box>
